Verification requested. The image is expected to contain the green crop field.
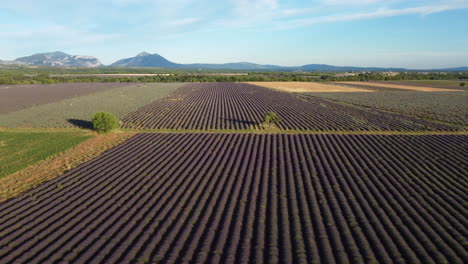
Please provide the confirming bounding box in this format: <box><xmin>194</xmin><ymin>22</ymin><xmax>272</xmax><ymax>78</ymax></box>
<box><xmin>0</xmin><ymin>131</ymin><xmax>91</xmax><ymax>178</ymax></box>
<box><xmin>0</xmin><ymin>83</ymin><xmax>184</xmax><ymax>128</ymax></box>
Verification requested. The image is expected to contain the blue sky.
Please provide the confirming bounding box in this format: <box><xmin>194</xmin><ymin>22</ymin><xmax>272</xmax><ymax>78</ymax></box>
<box><xmin>1</xmin><ymin>0</ymin><xmax>467</xmax><ymax>68</ymax></box>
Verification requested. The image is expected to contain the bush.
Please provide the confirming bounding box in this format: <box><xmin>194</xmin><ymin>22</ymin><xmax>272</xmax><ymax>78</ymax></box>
<box><xmin>92</xmin><ymin>112</ymin><xmax>119</xmax><ymax>133</ymax></box>
<box><xmin>263</xmin><ymin>112</ymin><xmax>281</xmax><ymax>127</ymax></box>
<box><xmin>460</xmin><ymin>82</ymin><xmax>466</xmax><ymax>87</ymax></box>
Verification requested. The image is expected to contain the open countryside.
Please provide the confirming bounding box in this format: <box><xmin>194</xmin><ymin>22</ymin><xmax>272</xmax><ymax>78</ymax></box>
<box><xmin>1</xmin><ymin>1</ymin><xmax>467</xmax><ymax>264</ymax></box>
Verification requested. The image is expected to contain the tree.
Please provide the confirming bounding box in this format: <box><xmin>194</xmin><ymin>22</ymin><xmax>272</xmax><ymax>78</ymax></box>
<box><xmin>460</xmin><ymin>82</ymin><xmax>466</xmax><ymax>87</ymax></box>
<box><xmin>92</xmin><ymin>112</ymin><xmax>119</xmax><ymax>133</ymax></box>
<box><xmin>263</xmin><ymin>112</ymin><xmax>281</xmax><ymax>127</ymax></box>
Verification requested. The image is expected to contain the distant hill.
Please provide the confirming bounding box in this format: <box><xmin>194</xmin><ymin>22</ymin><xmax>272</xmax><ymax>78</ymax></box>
<box><xmin>110</xmin><ymin>52</ymin><xmax>180</xmax><ymax>67</ymax></box>
<box><xmin>15</xmin><ymin>51</ymin><xmax>103</xmax><ymax>67</ymax></box>
<box><xmin>108</xmin><ymin>52</ymin><xmax>422</xmax><ymax>72</ymax></box>
<box><xmin>2</xmin><ymin>51</ymin><xmax>467</xmax><ymax>71</ymax></box>
<box><xmin>439</xmin><ymin>67</ymin><xmax>468</xmax><ymax>72</ymax></box>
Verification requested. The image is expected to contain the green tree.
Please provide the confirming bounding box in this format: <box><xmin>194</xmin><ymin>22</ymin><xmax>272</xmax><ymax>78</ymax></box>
<box><xmin>263</xmin><ymin>112</ymin><xmax>281</xmax><ymax>127</ymax></box>
<box><xmin>92</xmin><ymin>112</ymin><xmax>119</xmax><ymax>133</ymax></box>
<box><xmin>460</xmin><ymin>82</ymin><xmax>466</xmax><ymax>87</ymax></box>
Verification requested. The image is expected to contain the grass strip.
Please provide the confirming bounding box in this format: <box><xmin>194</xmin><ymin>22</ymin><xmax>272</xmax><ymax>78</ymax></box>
<box><xmin>0</xmin><ymin>132</ymin><xmax>133</xmax><ymax>202</ymax></box>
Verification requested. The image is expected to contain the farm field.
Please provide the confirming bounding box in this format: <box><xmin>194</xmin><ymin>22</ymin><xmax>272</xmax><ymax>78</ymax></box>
<box><xmin>303</xmin><ymin>90</ymin><xmax>468</xmax><ymax>126</ymax></box>
<box><xmin>246</xmin><ymin>81</ymin><xmax>372</xmax><ymax>92</ymax></box>
<box><xmin>374</xmin><ymin>80</ymin><xmax>468</xmax><ymax>90</ymax></box>
<box><xmin>122</xmin><ymin>82</ymin><xmax>459</xmax><ymax>131</ymax></box>
<box><xmin>0</xmin><ymin>131</ymin><xmax>91</xmax><ymax>179</ymax></box>
<box><xmin>0</xmin><ymin>83</ymin><xmax>183</xmax><ymax>128</ymax></box>
<box><xmin>0</xmin><ymin>132</ymin><xmax>133</xmax><ymax>202</ymax></box>
<box><xmin>0</xmin><ymin>82</ymin><xmax>134</xmax><ymax>114</ymax></box>
<box><xmin>333</xmin><ymin>81</ymin><xmax>460</xmax><ymax>92</ymax></box>
<box><xmin>0</xmin><ymin>133</ymin><xmax>466</xmax><ymax>264</ymax></box>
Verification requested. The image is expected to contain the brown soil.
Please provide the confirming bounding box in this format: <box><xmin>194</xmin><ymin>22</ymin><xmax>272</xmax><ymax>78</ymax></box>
<box><xmin>0</xmin><ymin>82</ymin><xmax>135</xmax><ymax>114</ymax></box>
<box><xmin>334</xmin><ymin>81</ymin><xmax>460</xmax><ymax>92</ymax></box>
<box><xmin>247</xmin><ymin>81</ymin><xmax>373</xmax><ymax>92</ymax></box>
<box><xmin>0</xmin><ymin>132</ymin><xmax>133</xmax><ymax>202</ymax></box>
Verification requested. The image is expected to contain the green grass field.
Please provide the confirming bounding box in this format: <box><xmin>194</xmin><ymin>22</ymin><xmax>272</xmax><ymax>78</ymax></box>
<box><xmin>0</xmin><ymin>131</ymin><xmax>91</xmax><ymax>179</ymax></box>
<box><xmin>0</xmin><ymin>83</ymin><xmax>184</xmax><ymax>128</ymax></box>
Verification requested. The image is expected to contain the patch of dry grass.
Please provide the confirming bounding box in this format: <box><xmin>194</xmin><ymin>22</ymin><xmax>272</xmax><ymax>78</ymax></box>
<box><xmin>247</xmin><ymin>82</ymin><xmax>373</xmax><ymax>92</ymax></box>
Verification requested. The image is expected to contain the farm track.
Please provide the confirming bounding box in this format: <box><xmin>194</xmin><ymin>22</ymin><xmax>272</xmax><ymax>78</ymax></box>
<box><xmin>0</xmin><ymin>133</ymin><xmax>466</xmax><ymax>264</ymax></box>
<box><xmin>122</xmin><ymin>82</ymin><xmax>460</xmax><ymax>131</ymax></box>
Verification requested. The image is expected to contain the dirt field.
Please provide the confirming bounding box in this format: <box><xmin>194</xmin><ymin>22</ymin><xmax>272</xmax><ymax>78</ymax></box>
<box><xmin>247</xmin><ymin>82</ymin><xmax>372</xmax><ymax>92</ymax></box>
<box><xmin>334</xmin><ymin>82</ymin><xmax>460</xmax><ymax>92</ymax></box>
<box><xmin>0</xmin><ymin>83</ymin><xmax>135</xmax><ymax>114</ymax></box>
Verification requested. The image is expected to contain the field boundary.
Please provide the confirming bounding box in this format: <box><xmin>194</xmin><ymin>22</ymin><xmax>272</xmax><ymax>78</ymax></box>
<box><xmin>120</xmin><ymin>129</ymin><xmax>468</xmax><ymax>135</ymax></box>
<box><xmin>0</xmin><ymin>132</ymin><xmax>134</xmax><ymax>202</ymax></box>
<box><xmin>2</xmin><ymin>127</ymin><xmax>467</xmax><ymax>135</ymax></box>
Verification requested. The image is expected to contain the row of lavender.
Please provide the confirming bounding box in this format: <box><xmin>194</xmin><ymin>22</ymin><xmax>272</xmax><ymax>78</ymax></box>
<box><xmin>121</xmin><ymin>82</ymin><xmax>460</xmax><ymax>131</ymax></box>
<box><xmin>0</xmin><ymin>133</ymin><xmax>466</xmax><ymax>263</ymax></box>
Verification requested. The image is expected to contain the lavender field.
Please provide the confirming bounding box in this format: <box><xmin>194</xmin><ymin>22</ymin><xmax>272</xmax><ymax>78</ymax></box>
<box><xmin>122</xmin><ymin>83</ymin><xmax>459</xmax><ymax>131</ymax></box>
<box><xmin>0</xmin><ymin>133</ymin><xmax>466</xmax><ymax>263</ymax></box>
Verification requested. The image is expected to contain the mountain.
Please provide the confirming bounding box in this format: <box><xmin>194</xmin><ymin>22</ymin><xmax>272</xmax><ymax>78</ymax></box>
<box><xmin>108</xmin><ymin>52</ymin><xmax>420</xmax><ymax>71</ymax></box>
<box><xmin>0</xmin><ymin>59</ymin><xmax>26</xmax><ymax>65</ymax></box>
<box><xmin>110</xmin><ymin>52</ymin><xmax>180</xmax><ymax>67</ymax></box>
<box><xmin>439</xmin><ymin>67</ymin><xmax>468</xmax><ymax>72</ymax></box>
<box><xmin>15</xmin><ymin>51</ymin><xmax>103</xmax><ymax>67</ymax></box>
<box><xmin>3</xmin><ymin>51</ymin><xmax>467</xmax><ymax>71</ymax></box>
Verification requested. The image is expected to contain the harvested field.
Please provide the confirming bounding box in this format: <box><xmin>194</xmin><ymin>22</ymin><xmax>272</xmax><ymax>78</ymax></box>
<box><xmin>122</xmin><ymin>82</ymin><xmax>459</xmax><ymax>131</ymax></box>
<box><xmin>0</xmin><ymin>83</ymin><xmax>183</xmax><ymax>128</ymax></box>
<box><xmin>0</xmin><ymin>83</ymin><xmax>134</xmax><ymax>114</ymax></box>
<box><xmin>374</xmin><ymin>80</ymin><xmax>468</xmax><ymax>90</ymax></box>
<box><xmin>334</xmin><ymin>81</ymin><xmax>460</xmax><ymax>92</ymax></box>
<box><xmin>247</xmin><ymin>81</ymin><xmax>372</xmax><ymax>92</ymax></box>
<box><xmin>305</xmin><ymin>91</ymin><xmax>468</xmax><ymax>126</ymax></box>
<box><xmin>0</xmin><ymin>133</ymin><xmax>466</xmax><ymax>264</ymax></box>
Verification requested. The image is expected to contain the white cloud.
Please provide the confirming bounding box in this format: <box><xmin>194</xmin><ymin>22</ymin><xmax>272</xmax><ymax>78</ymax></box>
<box><xmin>320</xmin><ymin>0</ymin><xmax>384</xmax><ymax>5</ymax></box>
<box><xmin>383</xmin><ymin>51</ymin><xmax>468</xmax><ymax>57</ymax></box>
<box><xmin>231</xmin><ymin>0</ymin><xmax>279</xmax><ymax>16</ymax></box>
<box><xmin>167</xmin><ymin>17</ymin><xmax>202</xmax><ymax>27</ymax></box>
<box><xmin>0</xmin><ymin>24</ymin><xmax>120</xmax><ymax>46</ymax></box>
<box><xmin>112</xmin><ymin>0</ymin><xmax>146</xmax><ymax>6</ymax></box>
<box><xmin>274</xmin><ymin>3</ymin><xmax>468</xmax><ymax>30</ymax></box>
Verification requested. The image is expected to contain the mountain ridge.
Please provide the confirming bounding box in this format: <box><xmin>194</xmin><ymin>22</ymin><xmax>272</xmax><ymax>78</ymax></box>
<box><xmin>1</xmin><ymin>51</ymin><xmax>467</xmax><ymax>72</ymax></box>
<box><xmin>14</xmin><ymin>51</ymin><xmax>103</xmax><ymax>67</ymax></box>
<box><xmin>108</xmin><ymin>52</ymin><xmax>467</xmax><ymax>72</ymax></box>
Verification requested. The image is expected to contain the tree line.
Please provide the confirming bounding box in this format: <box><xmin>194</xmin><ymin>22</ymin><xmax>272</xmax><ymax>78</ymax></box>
<box><xmin>0</xmin><ymin>68</ymin><xmax>467</xmax><ymax>85</ymax></box>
